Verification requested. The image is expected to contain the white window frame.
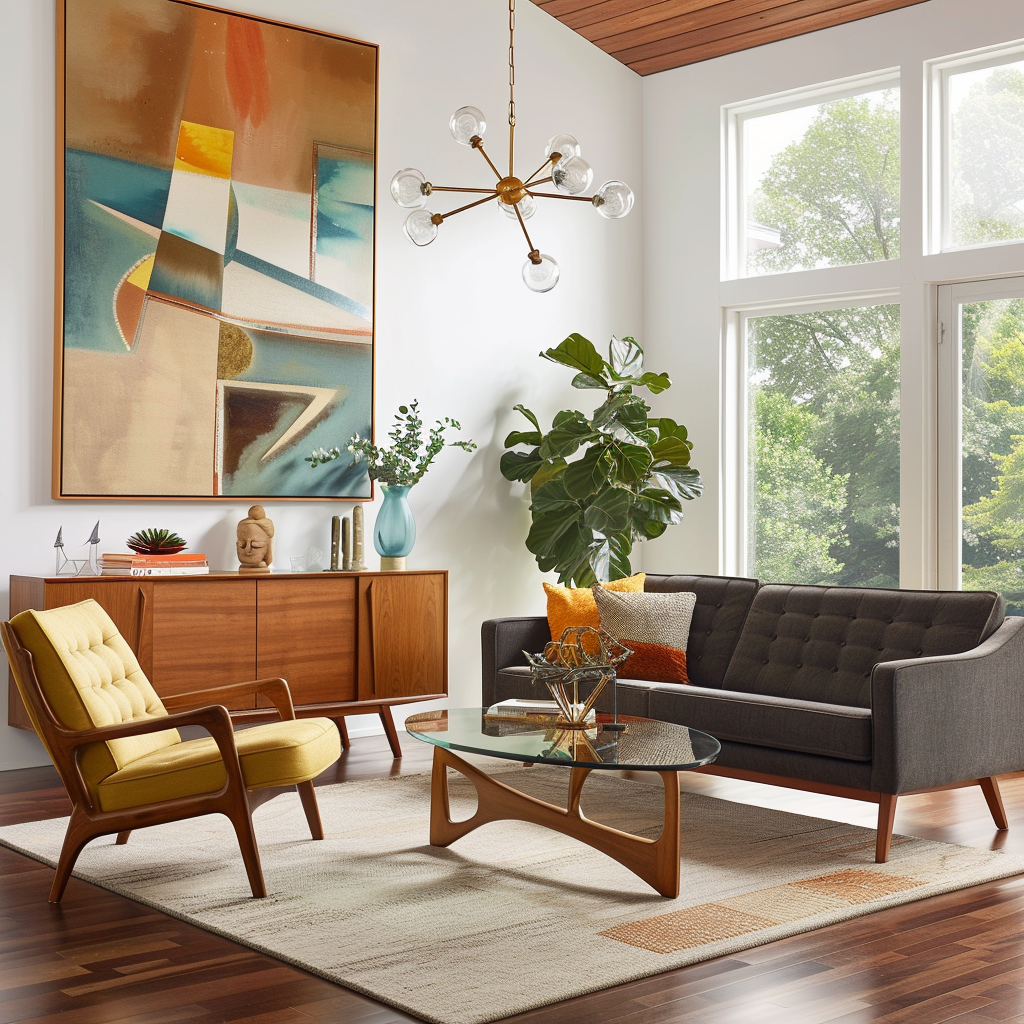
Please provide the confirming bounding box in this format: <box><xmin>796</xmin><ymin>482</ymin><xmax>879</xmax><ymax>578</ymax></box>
<box><xmin>722</xmin><ymin>290</ymin><xmax>900</xmax><ymax>578</ymax></box>
<box><xmin>926</xmin><ymin>40</ymin><xmax>1024</xmax><ymax>256</ymax></box>
<box><xmin>722</xmin><ymin>68</ymin><xmax>900</xmax><ymax>282</ymax></box>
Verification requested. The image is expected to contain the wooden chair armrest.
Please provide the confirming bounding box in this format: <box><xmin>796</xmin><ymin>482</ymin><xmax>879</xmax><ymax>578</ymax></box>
<box><xmin>161</xmin><ymin>678</ymin><xmax>296</xmax><ymax>721</ymax></box>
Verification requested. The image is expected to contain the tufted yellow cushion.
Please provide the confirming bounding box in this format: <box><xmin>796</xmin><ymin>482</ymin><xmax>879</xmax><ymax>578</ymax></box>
<box><xmin>10</xmin><ymin>601</ymin><xmax>179</xmax><ymax>788</ymax></box>
<box><xmin>96</xmin><ymin>717</ymin><xmax>342</xmax><ymax>811</ymax></box>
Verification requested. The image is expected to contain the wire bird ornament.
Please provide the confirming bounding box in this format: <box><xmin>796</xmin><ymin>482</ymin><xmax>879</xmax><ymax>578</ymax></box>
<box><xmin>53</xmin><ymin>522</ymin><xmax>101</xmax><ymax>577</ymax></box>
<box><xmin>390</xmin><ymin>0</ymin><xmax>634</xmax><ymax>292</ymax></box>
<box><xmin>524</xmin><ymin>626</ymin><xmax>631</xmax><ymax>727</ymax></box>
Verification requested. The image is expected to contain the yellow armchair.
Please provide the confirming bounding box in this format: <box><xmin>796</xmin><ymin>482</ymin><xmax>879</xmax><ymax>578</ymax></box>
<box><xmin>2</xmin><ymin>599</ymin><xmax>341</xmax><ymax>902</ymax></box>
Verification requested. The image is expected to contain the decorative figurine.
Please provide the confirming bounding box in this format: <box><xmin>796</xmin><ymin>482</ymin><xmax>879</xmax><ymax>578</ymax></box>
<box><xmin>237</xmin><ymin>505</ymin><xmax>274</xmax><ymax>573</ymax></box>
<box><xmin>350</xmin><ymin>504</ymin><xmax>368</xmax><ymax>572</ymax></box>
<box><xmin>330</xmin><ymin>516</ymin><xmax>341</xmax><ymax>571</ymax></box>
<box><xmin>341</xmin><ymin>516</ymin><xmax>352</xmax><ymax>571</ymax></box>
<box><xmin>85</xmin><ymin>521</ymin><xmax>101</xmax><ymax>576</ymax></box>
<box><xmin>54</xmin><ymin>523</ymin><xmax>100</xmax><ymax>577</ymax></box>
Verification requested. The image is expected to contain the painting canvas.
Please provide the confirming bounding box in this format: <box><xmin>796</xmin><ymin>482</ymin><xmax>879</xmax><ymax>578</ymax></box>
<box><xmin>57</xmin><ymin>0</ymin><xmax>376</xmax><ymax>498</ymax></box>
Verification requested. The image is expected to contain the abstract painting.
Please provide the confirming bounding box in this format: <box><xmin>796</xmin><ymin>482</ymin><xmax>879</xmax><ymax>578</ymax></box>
<box><xmin>56</xmin><ymin>0</ymin><xmax>376</xmax><ymax>498</ymax></box>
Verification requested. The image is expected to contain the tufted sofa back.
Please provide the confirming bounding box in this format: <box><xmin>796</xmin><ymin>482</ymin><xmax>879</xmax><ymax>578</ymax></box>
<box><xmin>722</xmin><ymin>584</ymin><xmax>1005</xmax><ymax>708</ymax></box>
<box><xmin>644</xmin><ymin>574</ymin><xmax>759</xmax><ymax>688</ymax></box>
<box><xmin>9</xmin><ymin>600</ymin><xmax>180</xmax><ymax>786</ymax></box>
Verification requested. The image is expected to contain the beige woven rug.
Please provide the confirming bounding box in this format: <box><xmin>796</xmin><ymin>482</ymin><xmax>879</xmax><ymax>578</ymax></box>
<box><xmin>2</xmin><ymin>766</ymin><xmax>1023</xmax><ymax>1024</ymax></box>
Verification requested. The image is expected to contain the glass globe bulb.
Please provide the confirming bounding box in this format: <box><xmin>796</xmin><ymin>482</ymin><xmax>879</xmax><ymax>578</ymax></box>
<box><xmin>522</xmin><ymin>253</ymin><xmax>559</xmax><ymax>292</ymax></box>
<box><xmin>390</xmin><ymin>168</ymin><xmax>428</xmax><ymax>209</ymax></box>
<box><xmin>449</xmin><ymin>106</ymin><xmax>486</xmax><ymax>146</ymax></box>
<box><xmin>592</xmin><ymin>180</ymin><xmax>634</xmax><ymax>219</ymax></box>
<box><xmin>544</xmin><ymin>134</ymin><xmax>580</xmax><ymax>163</ymax></box>
<box><xmin>500</xmin><ymin>193</ymin><xmax>536</xmax><ymax>220</ymax></box>
<box><xmin>403</xmin><ymin>209</ymin><xmax>438</xmax><ymax>247</ymax></box>
<box><xmin>552</xmin><ymin>155</ymin><xmax>593</xmax><ymax>196</ymax></box>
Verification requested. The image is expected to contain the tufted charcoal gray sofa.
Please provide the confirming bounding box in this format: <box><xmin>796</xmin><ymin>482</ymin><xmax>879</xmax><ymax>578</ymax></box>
<box><xmin>481</xmin><ymin>574</ymin><xmax>1024</xmax><ymax>861</ymax></box>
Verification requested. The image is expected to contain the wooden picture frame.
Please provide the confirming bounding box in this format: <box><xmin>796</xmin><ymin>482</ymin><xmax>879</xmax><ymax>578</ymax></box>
<box><xmin>55</xmin><ymin>0</ymin><xmax>377</xmax><ymax>500</ymax></box>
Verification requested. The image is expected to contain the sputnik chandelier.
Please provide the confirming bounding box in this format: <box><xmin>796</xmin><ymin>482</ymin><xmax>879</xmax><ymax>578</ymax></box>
<box><xmin>389</xmin><ymin>0</ymin><xmax>634</xmax><ymax>292</ymax></box>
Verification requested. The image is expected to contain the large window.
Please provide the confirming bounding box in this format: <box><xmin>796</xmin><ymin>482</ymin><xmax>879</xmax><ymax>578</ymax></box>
<box><xmin>746</xmin><ymin>304</ymin><xmax>900</xmax><ymax>587</ymax></box>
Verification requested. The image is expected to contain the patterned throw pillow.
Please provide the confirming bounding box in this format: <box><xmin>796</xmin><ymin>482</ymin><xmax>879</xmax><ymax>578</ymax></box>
<box><xmin>543</xmin><ymin>573</ymin><xmax>646</xmax><ymax>642</ymax></box>
<box><xmin>592</xmin><ymin>587</ymin><xmax>697</xmax><ymax>684</ymax></box>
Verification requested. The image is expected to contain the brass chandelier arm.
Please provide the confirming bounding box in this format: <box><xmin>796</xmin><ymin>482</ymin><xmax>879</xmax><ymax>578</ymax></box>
<box><xmin>523</xmin><ymin>159</ymin><xmax>554</xmax><ymax>187</ymax></box>
<box><xmin>513</xmin><ymin>201</ymin><xmax>539</xmax><ymax>260</ymax></box>
<box><xmin>525</xmin><ymin>176</ymin><xmax>553</xmax><ymax>189</ymax></box>
<box><xmin>473</xmin><ymin>141</ymin><xmax>503</xmax><ymax>181</ymax></box>
<box><xmin>436</xmin><ymin>193</ymin><xmax>501</xmax><ymax>222</ymax></box>
<box><xmin>428</xmin><ymin>186</ymin><xmax>501</xmax><ymax>195</ymax></box>
<box><xmin>528</xmin><ymin>192</ymin><xmax>597</xmax><ymax>203</ymax></box>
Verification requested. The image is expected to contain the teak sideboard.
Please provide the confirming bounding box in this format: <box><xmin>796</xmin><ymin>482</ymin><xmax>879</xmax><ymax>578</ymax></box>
<box><xmin>7</xmin><ymin>570</ymin><xmax>448</xmax><ymax>758</ymax></box>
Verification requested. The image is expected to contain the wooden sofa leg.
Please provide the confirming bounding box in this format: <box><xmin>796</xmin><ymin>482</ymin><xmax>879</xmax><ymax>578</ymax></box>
<box><xmin>379</xmin><ymin>706</ymin><xmax>403</xmax><ymax>759</ymax></box>
<box><xmin>876</xmin><ymin>794</ymin><xmax>897</xmax><ymax>863</ymax></box>
<box><xmin>980</xmin><ymin>777</ymin><xmax>1009</xmax><ymax>830</ymax></box>
<box><xmin>297</xmin><ymin>780</ymin><xmax>325</xmax><ymax>840</ymax></box>
<box><xmin>115</xmin><ymin>830</ymin><xmax>131</xmax><ymax>845</ymax></box>
<box><xmin>50</xmin><ymin>808</ymin><xmax>97</xmax><ymax>903</ymax></box>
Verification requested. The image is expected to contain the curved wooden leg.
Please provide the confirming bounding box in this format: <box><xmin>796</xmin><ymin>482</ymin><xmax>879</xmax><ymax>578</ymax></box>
<box><xmin>379</xmin><ymin>706</ymin><xmax>402</xmax><ymax>759</ymax></box>
<box><xmin>297</xmin><ymin>781</ymin><xmax>325</xmax><ymax>840</ymax></box>
<box><xmin>428</xmin><ymin>746</ymin><xmax>681</xmax><ymax>897</ymax></box>
<box><xmin>876</xmin><ymin>794</ymin><xmax>897</xmax><ymax>863</ymax></box>
<box><xmin>115</xmin><ymin>831</ymin><xmax>131</xmax><ymax>845</ymax></box>
<box><xmin>226</xmin><ymin>806</ymin><xmax>266</xmax><ymax>898</ymax></box>
<box><xmin>50</xmin><ymin>808</ymin><xmax>99</xmax><ymax>903</ymax></box>
<box><xmin>332</xmin><ymin>717</ymin><xmax>351</xmax><ymax>751</ymax></box>
<box><xmin>980</xmin><ymin>777</ymin><xmax>1009</xmax><ymax>830</ymax></box>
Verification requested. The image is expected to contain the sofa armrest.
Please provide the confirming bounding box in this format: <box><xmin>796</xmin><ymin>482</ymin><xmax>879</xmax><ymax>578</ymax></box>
<box><xmin>481</xmin><ymin>617</ymin><xmax>550</xmax><ymax>707</ymax></box>
<box><xmin>870</xmin><ymin>615</ymin><xmax>1024</xmax><ymax>793</ymax></box>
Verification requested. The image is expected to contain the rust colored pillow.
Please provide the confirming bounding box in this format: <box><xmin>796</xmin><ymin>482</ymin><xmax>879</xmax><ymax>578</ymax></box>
<box><xmin>543</xmin><ymin>573</ymin><xmax>646</xmax><ymax>642</ymax></box>
<box><xmin>617</xmin><ymin>641</ymin><xmax>691</xmax><ymax>684</ymax></box>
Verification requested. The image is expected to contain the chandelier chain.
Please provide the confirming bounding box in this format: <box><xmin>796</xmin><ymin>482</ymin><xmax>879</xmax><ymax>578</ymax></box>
<box><xmin>508</xmin><ymin>0</ymin><xmax>516</xmax><ymax>129</ymax></box>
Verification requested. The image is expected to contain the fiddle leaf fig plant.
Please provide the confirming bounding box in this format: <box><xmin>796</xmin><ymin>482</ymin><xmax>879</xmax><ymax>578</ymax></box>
<box><xmin>500</xmin><ymin>333</ymin><xmax>703</xmax><ymax>586</ymax></box>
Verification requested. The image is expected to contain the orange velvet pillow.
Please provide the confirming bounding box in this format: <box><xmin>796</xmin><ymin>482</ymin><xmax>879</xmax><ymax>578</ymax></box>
<box><xmin>543</xmin><ymin>573</ymin><xmax>646</xmax><ymax>642</ymax></box>
<box><xmin>617</xmin><ymin>641</ymin><xmax>691</xmax><ymax>685</ymax></box>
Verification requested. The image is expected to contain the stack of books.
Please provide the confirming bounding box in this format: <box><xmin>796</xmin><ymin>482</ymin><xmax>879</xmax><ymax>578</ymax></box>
<box><xmin>100</xmin><ymin>553</ymin><xmax>210</xmax><ymax>577</ymax></box>
<box><xmin>484</xmin><ymin>698</ymin><xmax>596</xmax><ymax>724</ymax></box>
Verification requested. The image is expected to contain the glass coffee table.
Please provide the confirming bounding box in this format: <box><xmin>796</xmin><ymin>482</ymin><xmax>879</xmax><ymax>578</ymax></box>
<box><xmin>405</xmin><ymin>708</ymin><xmax>720</xmax><ymax>898</ymax></box>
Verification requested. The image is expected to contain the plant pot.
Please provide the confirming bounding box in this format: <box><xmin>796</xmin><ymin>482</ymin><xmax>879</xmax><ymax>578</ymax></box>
<box><xmin>374</xmin><ymin>484</ymin><xmax>416</xmax><ymax>570</ymax></box>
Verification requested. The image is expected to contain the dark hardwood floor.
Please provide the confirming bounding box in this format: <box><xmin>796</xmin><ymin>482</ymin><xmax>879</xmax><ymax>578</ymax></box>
<box><xmin>2</xmin><ymin>736</ymin><xmax>1024</xmax><ymax>1023</ymax></box>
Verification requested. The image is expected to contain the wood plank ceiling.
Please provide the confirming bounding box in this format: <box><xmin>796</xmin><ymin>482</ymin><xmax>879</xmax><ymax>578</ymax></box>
<box><xmin>533</xmin><ymin>0</ymin><xmax>930</xmax><ymax>75</ymax></box>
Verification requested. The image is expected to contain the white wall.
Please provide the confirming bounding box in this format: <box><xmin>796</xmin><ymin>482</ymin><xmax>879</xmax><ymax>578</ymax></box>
<box><xmin>642</xmin><ymin>0</ymin><xmax>1024</xmax><ymax>581</ymax></box>
<box><xmin>0</xmin><ymin>0</ymin><xmax>643</xmax><ymax>770</ymax></box>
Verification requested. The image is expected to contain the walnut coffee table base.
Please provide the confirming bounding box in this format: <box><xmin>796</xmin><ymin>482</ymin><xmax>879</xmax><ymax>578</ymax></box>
<box><xmin>428</xmin><ymin>745</ymin><xmax>682</xmax><ymax>898</ymax></box>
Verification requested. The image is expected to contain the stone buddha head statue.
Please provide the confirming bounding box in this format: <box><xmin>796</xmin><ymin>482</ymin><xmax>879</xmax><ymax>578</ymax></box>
<box><xmin>237</xmin><ymin>505</ymin><xmax>274</xmax><ymax>572</ymax></box>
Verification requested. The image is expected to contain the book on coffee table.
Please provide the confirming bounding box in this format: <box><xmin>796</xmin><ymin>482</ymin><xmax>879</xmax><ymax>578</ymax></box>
<box><xmin>484</xmin><ymin>698</ymin><xmax>595</xmax><ymax>723</ymax></box>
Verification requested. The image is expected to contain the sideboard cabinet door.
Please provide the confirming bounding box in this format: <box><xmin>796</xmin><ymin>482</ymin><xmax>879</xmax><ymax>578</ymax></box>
<box><xmin>150</xmin><ymin>580</ymin><xmax>257</xmax><ymax>709</ymax></box>
<box><xmin>357</xmin><ymin>574</ymin><xmax>447</xmax><ymax>700</ymax></box>
<box><xmin>255</xmin><ymin>577</ymin><xmax>357</xmax><ymax>707</ymax></box>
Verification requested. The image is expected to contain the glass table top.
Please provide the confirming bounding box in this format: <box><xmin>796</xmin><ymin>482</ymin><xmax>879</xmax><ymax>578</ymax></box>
<box><xmin>405</xmin><ymin>708</ymin><xmax>721</xmax><ymax>772</ymax></box>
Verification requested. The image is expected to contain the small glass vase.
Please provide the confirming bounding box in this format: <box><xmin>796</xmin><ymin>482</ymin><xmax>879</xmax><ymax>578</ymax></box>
<box><xmin>374</xmin><ymin>484</ymin><xmax>415</xmax><ymax>570</ymax></box>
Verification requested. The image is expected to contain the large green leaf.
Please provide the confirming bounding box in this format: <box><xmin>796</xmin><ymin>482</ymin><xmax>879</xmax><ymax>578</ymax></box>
<box><xmin>504</xmin><ymin>429</ymin><xmax>542</xmax><ymax>448</ymax></box>
<box><xmin>562</xmin><ymin>448</ymin><xmax>608</xmax><ymax>500</ymax></box>
<box><xmin>632</xmin><ymin>485</ymin><xmax>684</xmax><ymax>524</ymax></box>
<box><xmin>541</xmin><ymin>333</ymin><xmax>608</xmax><ymax>381</ymax></box>
<box><xmin>539</xmin><ymin>412</ymin><xmax>595</xmax><ymax>460</ymax></box>
<box><xmin>608</xmin><ymin>335</ymin><xmax>644</xmax><ymax>378</ymax></box>
<box><xmin>651</xmin><ymin>417</ymin><xmax>690</xmax><ymax>444</ymax></box>
<box><xmin>635</xmin><ymin>371</ymin><xmax>672</xmax><ymax>394</ymax></box>
<box><xmin>582</xmin><ymin>486</ymin><xmax>632</xmax><ymax>536</ymax></box>
<box><xmin>587</xmin><ymin>533</ymin><xmax>633</xmax><ymax>584</ymax></box>
<box><xmin>513</xmin><ymin>404</ymin><xmax>541</xmax><ymax>431</ymax></box>
<box><xmin>530</xmin><ymin>475</ymin><xmax>577</xmax><ymax>514</ymax></box>
<box><xmin>650</xmin><ymin>466</ymin><xmax>704</xmax><ymax>502</ymax></box>
<box><xmin>530</xmin><ymin>457</ymin><xmax>567</xmax><ymax>493</ymax></box>
<box><xmin>526</xmin><ymin>506</ymin><xmax>582</xmax><ymax>560</ymax></box>
<box><xmin>500</xmin><ymin>450</ymin><xmax>544</xmax><ymax>482</ymax></box>
<box><xmin>650</xmin><ymin>436</ymin><xmax>692</xmax><ymax>467</ymax></box>
<box><xmin>608</xmin><ymin>441</ymin><xmax>653</xmax><ymax>484</ymax></box>
<box><xmin>571</xmin><ymin>372</ymin><xmax>608</xmax><ymax>390</ymax></box>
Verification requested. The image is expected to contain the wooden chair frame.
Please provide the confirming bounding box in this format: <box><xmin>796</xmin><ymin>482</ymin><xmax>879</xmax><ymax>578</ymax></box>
<box><xmin>1</xmin><ymin>621</ymin><xmax>326</xmax><ymax>903</ymax></box>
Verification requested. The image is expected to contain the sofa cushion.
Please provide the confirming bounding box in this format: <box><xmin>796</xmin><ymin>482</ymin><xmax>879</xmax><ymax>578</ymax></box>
<box><xmin>722</xmin><ymin>584</ymin><xmax>1005</xmax><ymax>709</ymax></box>
<box><xmin>543</xmin><ymin>574</ymin><xmax>645</xmax><ymax>642</ymax></box>
<box><xmin>647</xmin><ymin>684</ymin><xmax>873</xmax><ymax>761</ymax></box>
<box><xmin>644</xmin><ymin>574</ymin><xmax>758</xmax><ymax>690</ymax></box>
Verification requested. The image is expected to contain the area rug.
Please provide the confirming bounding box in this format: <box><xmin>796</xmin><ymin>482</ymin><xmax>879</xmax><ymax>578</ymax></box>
<box><xmin>2</xmin><ymin>767</ymin><xmax>1023</xmax><ymax>1024</ymax></box>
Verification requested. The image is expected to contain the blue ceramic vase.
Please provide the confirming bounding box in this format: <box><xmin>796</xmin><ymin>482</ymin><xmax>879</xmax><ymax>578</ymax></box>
<box><xmin>374</xmin><ymin>484</ymin><xmax>416</xmax><ymax>558</ymax></box>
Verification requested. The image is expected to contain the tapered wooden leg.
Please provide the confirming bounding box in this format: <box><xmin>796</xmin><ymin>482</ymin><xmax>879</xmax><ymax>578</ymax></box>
<box><xmin>226</xmin><ymin>806</ymin><xmax>266</xmax><ymax>898</ymax></box>
<box><xmin>297</xmin><ymin>781</ymin><xmax>325</xmax><ymax>840</ymax></box>
<box><xmin>50</xmin><ymin>808</ymin><xmax>98</xmax><ymax>903</ymax></box>
<box><xmin>980</xmin><ymin>777</ymin><xmax>1009</xmax><ymax>830</ymax></box>
<box><xmin>876</xmin><ymin>793</ymin><xmax>897</xmax><ymax>863</ymax></box>
<box><xmin>379</xmin><ymin>706</ymin><xmax>402</xmax><ymax>759</ymax></box>
<box><xmin>114</xmin><ymin>831</ymin><xmax>131</xmax><ymax>845</ymax></box>
<box><xmin>332</xmin><ymin>717</ymin><xmax>351</xmax><ymax>751</ymax></box>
